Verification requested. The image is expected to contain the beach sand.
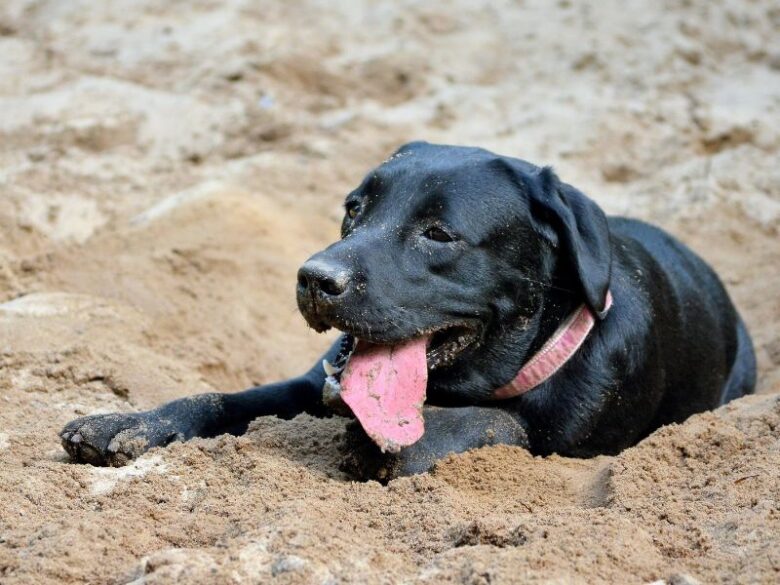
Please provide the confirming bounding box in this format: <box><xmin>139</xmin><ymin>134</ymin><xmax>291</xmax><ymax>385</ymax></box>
<box><xmin>0</xmin><ymin>1</ymin><xmax>778</xmax><ymax>582</ymax></box>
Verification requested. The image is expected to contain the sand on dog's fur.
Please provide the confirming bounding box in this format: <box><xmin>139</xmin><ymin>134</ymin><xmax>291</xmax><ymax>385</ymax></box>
<box><xmin>0</xmin><ymin>1</ymin><xmax>778</xmax><ymax>583</ymax></box>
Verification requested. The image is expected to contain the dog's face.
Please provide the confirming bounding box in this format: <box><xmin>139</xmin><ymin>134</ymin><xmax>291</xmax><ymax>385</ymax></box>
<box><xmin>297</xmin><ymin>142</ymin><xmax>611</xmax><ymax>401</ymax></box>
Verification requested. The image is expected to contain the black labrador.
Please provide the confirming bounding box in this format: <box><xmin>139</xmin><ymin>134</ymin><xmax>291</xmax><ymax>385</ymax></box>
<box><xmin>60</xmin><ymin>142</ymin><xmax>756</xmax><ymax>479</ymax></box>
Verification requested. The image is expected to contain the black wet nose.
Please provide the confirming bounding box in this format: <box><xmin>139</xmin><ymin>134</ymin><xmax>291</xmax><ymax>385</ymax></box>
<box><xmin>297</xmin><ymin>259</ymin><xmax>352</xmax><ymax>298</ymax></box>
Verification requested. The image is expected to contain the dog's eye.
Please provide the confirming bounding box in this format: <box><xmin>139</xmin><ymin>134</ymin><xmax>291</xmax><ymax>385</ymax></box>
<box><xmin>345</xmin><ymin>202</ymin><xmax>360</xmax><ymax>219</ymax></box>
<box><xmin>423</xmin><ymin>226</ymin><xmax>454</xmax><ymax>243</ymax></box>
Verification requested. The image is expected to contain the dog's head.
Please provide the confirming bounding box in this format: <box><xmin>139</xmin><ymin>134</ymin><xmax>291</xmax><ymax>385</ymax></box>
<box><xmin>297</xmin><ymin>142</ymin><xmax>611</xmax><ymax>401</ymax></box>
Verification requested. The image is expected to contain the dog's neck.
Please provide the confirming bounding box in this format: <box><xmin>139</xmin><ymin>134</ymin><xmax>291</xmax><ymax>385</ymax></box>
<box><xmin>524</xmin><ymin>278</ymin><xmax>580</xmax><ymax>360</ymax></box>
<box><xmin>494</xmin><ymin>266</ymin><xmax>611</xmax><ymax>399</ymax></box>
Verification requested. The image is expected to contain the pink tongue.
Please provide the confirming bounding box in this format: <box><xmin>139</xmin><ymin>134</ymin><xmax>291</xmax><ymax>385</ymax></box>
<box><xmin>340</xmin><ymin>338</ymin><xmax>428</xmax><ymax>453</ymax></box>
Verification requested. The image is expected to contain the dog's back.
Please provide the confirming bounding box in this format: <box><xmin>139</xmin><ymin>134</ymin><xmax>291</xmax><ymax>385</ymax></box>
<box><xmin>609</xmin><ymin>217</ymin><xmax>756</xmax><ymax>426</ymax></box>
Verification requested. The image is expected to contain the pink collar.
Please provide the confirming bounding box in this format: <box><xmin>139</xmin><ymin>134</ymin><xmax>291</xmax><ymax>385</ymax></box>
<box><xmin>493</xmin><ymin>291</ymin><xmax>613</xmax><ymax>399</ymax></box>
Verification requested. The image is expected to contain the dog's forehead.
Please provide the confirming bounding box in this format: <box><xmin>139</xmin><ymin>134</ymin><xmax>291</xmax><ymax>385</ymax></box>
<box><xmin>380</xmin><ymin>142</ymin><xmax>495</xmax><ymax>175</ymax></box>
<box><xmin>368</xmin><ymin>144</ymin><xmax>536</xmax><ymax>214</ymax></box>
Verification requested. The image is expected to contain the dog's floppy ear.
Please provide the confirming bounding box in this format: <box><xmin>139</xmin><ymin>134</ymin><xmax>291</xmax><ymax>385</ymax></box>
<box><xmin>529</xmin><ymin>166</ymin><xmax>612</xmax><ymax>318</ymax></box>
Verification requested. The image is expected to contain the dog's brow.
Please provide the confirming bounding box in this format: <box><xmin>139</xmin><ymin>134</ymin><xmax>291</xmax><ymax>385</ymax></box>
<box><xmin>365</xmin><ymin>170</ymin><xmax>389</xmax><ymax>191</ymax></box>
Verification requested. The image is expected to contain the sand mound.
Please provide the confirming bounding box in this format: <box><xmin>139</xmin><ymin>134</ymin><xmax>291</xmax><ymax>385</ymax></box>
<box><xmin>0</xmin><ymin>0</ymin><xmax>778</xmax><ymax>583</ymax></box>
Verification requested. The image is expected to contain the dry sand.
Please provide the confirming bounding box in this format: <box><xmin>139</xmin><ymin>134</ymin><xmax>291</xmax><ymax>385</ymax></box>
<box><xmin>0</xmin><ymin>0</ymin><xmax>778</xmax><ymax>583</ymax></box>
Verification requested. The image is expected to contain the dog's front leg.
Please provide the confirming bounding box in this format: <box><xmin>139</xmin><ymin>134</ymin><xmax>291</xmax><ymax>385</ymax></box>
<box><xmin>60</xmin><ymin>341</ymin><xmax>341</xmax><ymax>466</ymax></box>
<box><xmin>341</xmin><ymin>405</ymin><xmax>529</xmax><ymax>481</ymax></box>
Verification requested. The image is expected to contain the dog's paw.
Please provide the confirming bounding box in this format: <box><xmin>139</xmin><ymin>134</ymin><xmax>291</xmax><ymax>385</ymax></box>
<box><xmin>339</xmin><ymin>421</ymin><xmax>411</xmax><ymax>482</ymax></box>
<box><xmin>60</xmin><ymin>412</ymin><xmax>185</xmax><ymax>467</ymax></box>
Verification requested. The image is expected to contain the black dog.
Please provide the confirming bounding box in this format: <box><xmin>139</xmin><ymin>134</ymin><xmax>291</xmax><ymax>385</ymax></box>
<box><xmin>60</xmin><ymin>142</ymin><xmax>756</xmax><ymax>479</ymax></box>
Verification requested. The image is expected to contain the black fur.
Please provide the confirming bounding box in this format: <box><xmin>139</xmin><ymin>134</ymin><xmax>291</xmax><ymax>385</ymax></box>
<box><xmin>60</xmin><ymin>142</ymin><xmax>756</xmax><ymax>478</ymax></box>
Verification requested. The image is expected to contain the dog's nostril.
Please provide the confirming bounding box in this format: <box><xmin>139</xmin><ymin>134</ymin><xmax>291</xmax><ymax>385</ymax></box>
<box><xmin>297</xmin><ymin>272</ymin><xmax>309</xmax><ymax>290</ymax></box>
<box><xmin>319</xmin><ymin>276</ymin><xmax>346</xmax><ymax>297</ymax></box>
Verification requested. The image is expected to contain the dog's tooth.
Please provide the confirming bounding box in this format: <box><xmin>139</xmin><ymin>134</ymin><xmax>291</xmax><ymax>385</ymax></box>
<box><xmin>323</xmin><ymin>359</ymin><xmax>336</xmax><ymax>376</ymax></box>
<box><xmin>322</xmin><ymin>359</ymin><xmax>343</xmax><ymax>376</ymax></box>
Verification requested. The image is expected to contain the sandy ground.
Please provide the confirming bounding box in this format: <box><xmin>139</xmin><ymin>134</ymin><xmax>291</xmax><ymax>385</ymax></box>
<box><xmin>0</xmin><ymin>1</ymin><xmax>778</xmax><ymax>583</ymax></box>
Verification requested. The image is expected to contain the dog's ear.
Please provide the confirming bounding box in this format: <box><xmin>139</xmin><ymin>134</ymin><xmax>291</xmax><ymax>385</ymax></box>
<box><xmin>529</xmin><ymin>166</ymin><xmax>612</xmax><ymax>318</ymax></box>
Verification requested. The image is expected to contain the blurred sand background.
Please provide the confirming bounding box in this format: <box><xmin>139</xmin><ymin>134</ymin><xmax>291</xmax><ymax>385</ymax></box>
<box><xmin>0</xmin><ymin>1</ymin><xmax>778</xmax><ymax>583</ymax></box>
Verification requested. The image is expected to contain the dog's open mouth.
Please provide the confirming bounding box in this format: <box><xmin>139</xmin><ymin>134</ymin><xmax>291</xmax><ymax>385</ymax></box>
<box><xmin>426</xmin><ymin>325</ymin><xmax>480</xmax><ymax>370</ymax></box>
<box><xmin>324</xmin><ymin>324</ymin><xmax>480</xmax><ymax>381</ymax></box>
<box><xmin>322</xmin><ymin>324</ymin><xmax>479</xmax><ymax>453</ymax></box>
